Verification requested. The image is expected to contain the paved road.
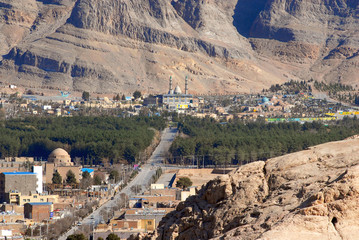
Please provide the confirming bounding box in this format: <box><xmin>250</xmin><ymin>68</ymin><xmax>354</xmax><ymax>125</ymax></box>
<box><xmin>59</xmin><ymin>127</ymin><xmax>178</xmax><ymax>239</ymax></box>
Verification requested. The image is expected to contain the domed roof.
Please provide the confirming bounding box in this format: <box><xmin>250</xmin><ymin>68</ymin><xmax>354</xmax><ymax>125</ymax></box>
<box><xmin>49</xmin><ymin>148</ymin><xmax>69</xmax><ymax>158</ymax></box>
<box><xmin>48</xmin><ymin>148</ymin><xmax>72</xmax><ymax>166</ymax></box>
<box><xmin>174</xmin><ymin>85</ymin><xmax>182</xmax><ymax>94</ymax></box>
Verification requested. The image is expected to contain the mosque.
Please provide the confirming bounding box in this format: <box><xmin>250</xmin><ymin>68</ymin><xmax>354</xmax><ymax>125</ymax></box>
<box><xmin>162</xmin><ymin>76</ymin><xmax>194</xmax><ymax>110</ymax></box>
<box><xmin>45</xmin><ymin>148</ymin><xmax>82</xmax><ymax>184</ymax></box>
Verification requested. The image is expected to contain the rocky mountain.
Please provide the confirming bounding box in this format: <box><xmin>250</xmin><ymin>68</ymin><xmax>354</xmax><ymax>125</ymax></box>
<box><xmin>132</xmin><ymin>136</ymin><xmax>359</xmax><ymax>239</ymax></box>
<box><xmin>0</xmin><ymin>0</ymin><xmax>358</xmax><ymax>94</ymax></box>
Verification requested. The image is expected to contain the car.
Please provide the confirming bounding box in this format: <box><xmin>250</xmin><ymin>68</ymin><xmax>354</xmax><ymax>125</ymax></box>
<box><xmin>111</xmin><ymin>197</ymin><xmax>114</xmax><ymax>200</ymax></box>
<box><xmin>77</xmin><ymin>222</ymin><xmax>82</xmax><ymax>226</ymax></box>
<box><xmin>90</xmin><ymin>215</ymin><xmax>94</xmax><ymax>219</ymax></box>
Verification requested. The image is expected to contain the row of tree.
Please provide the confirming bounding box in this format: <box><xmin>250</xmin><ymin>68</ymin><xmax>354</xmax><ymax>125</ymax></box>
<box><xmin>169</xmin><ymin>116</ymin><xmax>359</xmax><ymax>165</ymax></box>
<box><xmin>0</xmin><ymin>116</ymin><xmax>166</xmax><ymax>165</ymax></box>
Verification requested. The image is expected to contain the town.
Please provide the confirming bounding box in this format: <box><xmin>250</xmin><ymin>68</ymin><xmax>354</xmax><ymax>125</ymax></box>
<box><xmin>0</xmin><ymin>77</ymin><xmax>358</xmax><ymax>239</ymax></box>
<box><xmin>1</xmin><ymin>78</ymin><xmax>359</xmax><ymax>123</ymax></box>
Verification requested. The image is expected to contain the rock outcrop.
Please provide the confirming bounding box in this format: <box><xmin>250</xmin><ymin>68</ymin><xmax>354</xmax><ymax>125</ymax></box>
<box><xmin>133</xmin><ymin>137</ymin><xmax>359</xmax><ymax>239</ymax></box>
<box><xmin>0</xmin><ymin>0</ymin><xmax>358</xmax><ymax>94</ymax></box>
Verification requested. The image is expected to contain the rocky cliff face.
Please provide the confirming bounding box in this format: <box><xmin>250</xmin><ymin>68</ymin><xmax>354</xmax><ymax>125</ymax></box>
<box><xmin>132</xmin><ymin>137</ymin><xmax>359</xmax><ymax>240</ymax></box>
<box><xmin>0</xmin><ymin>0</ymin><xmax>358</xmax><ymax>94</ymax></box>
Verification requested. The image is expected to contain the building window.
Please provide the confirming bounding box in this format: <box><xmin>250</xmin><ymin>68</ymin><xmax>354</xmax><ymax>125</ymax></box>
<box><xmin>33</xmin><ymin>195</ymin><xmax>37</xmax><ymax>198</ymax></box>
<box><xmin>147</xmin><ymin>221</ymin><xmax>152</xmax><ymax>225</ymax></box>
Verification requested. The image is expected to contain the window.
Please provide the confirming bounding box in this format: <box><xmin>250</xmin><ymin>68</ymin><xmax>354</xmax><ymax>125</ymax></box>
<box><xmin>147</xmin><ymin>221</ymin><xmax>152</xmax><ymax>225</ymax></box>
<box><xmin>33</xmin><ymin>195</ymin><xmax>37</xmax><ymax>198</ymax></box>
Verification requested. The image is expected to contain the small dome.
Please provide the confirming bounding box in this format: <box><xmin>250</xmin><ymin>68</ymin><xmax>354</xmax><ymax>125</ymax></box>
<box><xmin>174</xmin><ymin>85</ymin><xmax>182</xmax><ymax>94</ymax></box>
<box><xmin>48</xmin><ymin>148</ymin><xmax>72</xmax><ymax>166</ymax></box>
<box><xmin>49</xmin><ymin>148</ymin><xmax>69</xmax><ymax>158</ymax></box>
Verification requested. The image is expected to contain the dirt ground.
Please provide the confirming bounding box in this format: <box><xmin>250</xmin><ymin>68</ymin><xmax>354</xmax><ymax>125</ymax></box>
<box><xmin>173</xmin><ymin>168</ymin><xmax>235</xmax><ymax>188</ymax></box>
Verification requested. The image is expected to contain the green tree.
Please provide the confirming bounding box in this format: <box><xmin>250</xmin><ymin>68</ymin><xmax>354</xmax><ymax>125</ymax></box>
<box><xmin>80</xmin><ymin>171</ymin><xmax>92</xmax><ymax>189</ymax></box>
<box><xmin>94</xmin><ymin>174</ymin><xmax>102</xmax><ymax>185</ymax></box>
<box><xmin>82</xmin><ymin>171</ymin><xmax>90</xmax><ymax>179</ymax></box>
<box><xmin>109</xmin><ymin>170</ymin><xmax>119</xmax><ymax>183</ymax></box>
<box><xmin>106</xmin><ymin>233</ymin><xmax>121</xmax><ymax>240</ymax></box>
<box><xmin>176</xmin><ymin>177</ymin><xmax>193</xmax><ymax>189</ymax></box>
<box><xmin>52</xmin><ymin>171</ymin><xmax>62</xmax><ymax>184</ymax></box>
<box><xmin>123</xmin><ymin>146</ymin><xmax>137</xmax><ymax>163</ymax></box>
<box><xmin>67</xmin><ymin>233</ymin><xmax>87</xmax><ymax>240</ymax></box>
<box><xmin>66</xmin><ymin>170</ymin><xmax>77</xmax><ymax>184</ymax></box>
<box><xmin>133</xmin><ymin>90</ymin><xmax>142</xmax><ymax>100</ymax></box>
<box><xmin>121</xmin><ymin>94</ymin><xmax>126</xmax><ymax>101</ymax></box>
<box><xmin>82</xmin><ymin>91</ymin><xmax>90</xmax><ymax>101</ymax></box>
<box><xmin>355</xmin><ymin>96</ymin><xmax>359</xmax><ymax>106</ymax></box>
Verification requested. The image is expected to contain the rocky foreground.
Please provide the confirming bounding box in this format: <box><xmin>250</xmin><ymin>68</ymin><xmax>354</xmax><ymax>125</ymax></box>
<box><xmin>133</xmin><ymin>137</ymin><xmax>359</xmax><ymax>239</ymax></box>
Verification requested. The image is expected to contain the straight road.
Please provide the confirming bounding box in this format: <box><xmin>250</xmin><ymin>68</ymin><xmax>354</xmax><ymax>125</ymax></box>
<box><xmin>59</xmin><ymin>127</ymin><xmax>178</xmax><ymax>239</ymax></box>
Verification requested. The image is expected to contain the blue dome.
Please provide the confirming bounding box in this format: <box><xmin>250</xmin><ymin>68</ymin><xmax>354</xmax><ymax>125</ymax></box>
<box><xmin>262</xmin><ymin>97</ymin><xmax>269</xmax><ymax>103</ymax></box>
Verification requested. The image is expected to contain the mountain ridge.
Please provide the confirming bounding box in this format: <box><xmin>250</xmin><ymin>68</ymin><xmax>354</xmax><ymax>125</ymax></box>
<box><xmin>0</xmin><ymin>0</ymin><xmax>358</xmax><ymax>94</ymax></box>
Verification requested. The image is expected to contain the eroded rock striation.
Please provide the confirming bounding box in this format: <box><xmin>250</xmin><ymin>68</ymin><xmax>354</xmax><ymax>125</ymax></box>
<box><xmin>0</xmin><ymin>0</ymin><xmax>358</xmax><ymax>93</ymax></box>
<box><xmin>132</xmin><ymin>137</ymin><xmax>359</xmax><ymax>239</ymax></box>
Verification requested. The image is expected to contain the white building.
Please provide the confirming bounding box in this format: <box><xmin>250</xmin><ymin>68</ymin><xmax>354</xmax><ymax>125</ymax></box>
<box><xmin>33</xmin><ymin>166</ymin><xmax>43</xmax><ymax>194</ymax></box>
<box><xmin>163</xmin><ymin>76</ymin><xmax>193</xmax><ymax>110</ymax></box>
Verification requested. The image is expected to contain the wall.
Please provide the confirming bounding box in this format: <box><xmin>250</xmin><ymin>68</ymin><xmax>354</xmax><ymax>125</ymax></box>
<box><xmin>0</xmin><ymin>174</ymin><xmax>37</xmax><ymax>203</ymax></box>
<box><xmin>24</xmin><ymin>204</ymin><xmax>51</xmax><ymax>222</ymax></box>
<box><xmin>33</xmin><ymin>166</ymin><xmax>43</xmax><ymax>194</ymax></box>
<box><xmin>56</xmin><ymin>166</ymin><xmax>82</xmax><ymax>183</ymax></box>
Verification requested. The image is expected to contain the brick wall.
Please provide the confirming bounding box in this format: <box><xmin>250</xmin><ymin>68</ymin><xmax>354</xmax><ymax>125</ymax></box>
<box><xmin>24</xmin><ymin>204</ymin><xmax>51</xmax><ymax>222</ymax></box>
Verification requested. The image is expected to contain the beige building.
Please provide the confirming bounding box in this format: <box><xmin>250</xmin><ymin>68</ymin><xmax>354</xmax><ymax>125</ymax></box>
<box><xmin>48</xmin><ymin>148</ymin><xmax>72</xmax><ymax>166</ymax></box>
<box><xmin>7</xmin><ymin>191</ymin><xmax>58</xmax><ymax>205</ymax></box>
<box><xmin>177</xmin><ymin>186</ymin><xmax>196</xmax><ymax>201</ymax></box>
<box><xmin>45</xmin><ymin>148</ymin><xmax>82</xmax><ymax>184</ymax></box>
<box><xmin>4</xmin><ymin>157</ymin><xmax>34</xmax><ymax>163</ymax></box>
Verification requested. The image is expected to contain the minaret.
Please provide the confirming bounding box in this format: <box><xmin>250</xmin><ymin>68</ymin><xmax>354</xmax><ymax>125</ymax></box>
<box><xmin>185</xmin><ymin>76</ymin><xmax>188</xmax><ymax>95</ymax></box>
<box><xmin>169</xmin><ymin>76</ymin><xmax>173</xmax><ymax>93</ymax></box>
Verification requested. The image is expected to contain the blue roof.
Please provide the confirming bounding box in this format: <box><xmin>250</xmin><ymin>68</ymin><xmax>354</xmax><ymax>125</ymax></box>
<box><xmin>28</xmin><ymin>202</ymin><xmax>53</xmax><ymax>205</ymax></box>
<box><xmin>2</xmin><ymin>172</ymin><xmax>36</xmax><ymax>175</ymax></box>
<box><xmin>81</xmin><ymin>168</ymin><xmax>94</xmax><ymax>173</ymax></box>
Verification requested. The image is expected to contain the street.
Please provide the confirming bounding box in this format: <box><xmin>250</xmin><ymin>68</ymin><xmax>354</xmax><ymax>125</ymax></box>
<box><xmin>59</xmin><ymin>127</ymin><xmax>178</xmax><ymax>239</ymax></box>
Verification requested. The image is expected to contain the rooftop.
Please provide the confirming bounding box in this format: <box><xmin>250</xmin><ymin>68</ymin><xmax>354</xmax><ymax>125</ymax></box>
<box><xmin>2</xmin><ymin>172</ymin><xmax>36</xmax><ymax>175</ymax></box>
<box><xmin>81</xmin><ymin>168</ymin><xmax>94</xmax><ymax>173</ymax></box>
<box><xmin>27</xmin><ymin>202</ymin><xmax>53</xmax><ymax>206</ymax></box>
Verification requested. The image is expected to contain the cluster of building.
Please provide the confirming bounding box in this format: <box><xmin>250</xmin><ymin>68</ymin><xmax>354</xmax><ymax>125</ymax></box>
<box><xmin>92</xmin><ymin>168</ymin><xmax>228</xmax><ymax>240</ymax></box>
<box><xmin>93</xmin><ymin>181</ymin><xmax>195</xmax><ymax>239</ymax></box>
<box><xmin>0</xmin><ymin>148</ymin><xmax>118</xmax><ymax>239</ymax></box>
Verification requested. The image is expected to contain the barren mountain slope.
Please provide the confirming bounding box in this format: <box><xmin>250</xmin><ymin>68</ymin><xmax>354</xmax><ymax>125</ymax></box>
<box><xmin>0</xmin><ymin>0</ymin><xmax>358</xmax><ymax>94</ymax></box>
<box><xmin>132</xmin><ymin>136</ymin><xmax>359</xmax><ymax>240</ymax></box>
<box><xmin>249</xmin><ymin>0</ymin><xmax>359</xmax><ymax>85</ymax></box>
